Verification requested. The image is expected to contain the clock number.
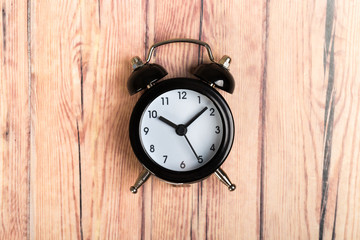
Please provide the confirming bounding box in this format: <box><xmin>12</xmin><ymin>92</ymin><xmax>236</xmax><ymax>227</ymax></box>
<box><xmin>177</xmin><ymin>91</ymin><xmax>187</xmax><ymax>99</ymax></box>
<box><xmin>150</xmin><ymin>145</ymin><xmax>155</xmax><ymax>153</ymax></box>
<box><xmin>163</xmin><ymin>155</ymin><xmax>168</xmax><ymax>163</ymax></box>
<box><xmin>198</xmin><ymin>155</ymin><xmax>204</xmax><ymax>163</ymax></box>
<box><xmin>161</xmin><ymin>97</ymin><xmax>169</xmax><ymax>105</ymax></box>
<box><xmin>215</xmin><ymin>126</ymin><xmax>220</xmax><ymax>134</ymax></box>
<box><xmin>144</xmin><ymin>127</ymin><xmax>149</xmax><ymax>135</ymax></box>
<box><xmin>197</xmin><ymin>96</ymin><xmax>201</xmax><ymax>104</ymax></box>
<box><xmin>209</xmin><ymin>108</ymin><xmax>215</xmax><ymax>116</ymax></box>
<box><xmin>210</xmin><ymin>144</ymin><xmax>215</xmax><ymax>151</ymax></box>
<box><xmin>180</xmin><ymin>161</ymin><xmax>186</xmax><ymax>169</ymax></box>
<box><xmin>148</xmin><ymin>110</ymin><xmax>158</xmax><ymax>118</ymax></box>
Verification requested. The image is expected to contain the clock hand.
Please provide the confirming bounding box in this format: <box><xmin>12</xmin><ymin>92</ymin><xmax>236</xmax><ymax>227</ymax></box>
<box><xmin>184</xmin><ymin>107</ymin><xmax>208</xmax><ymax>127</ymax></box>
<box><xmin>159</xmin><ymin>117</ymin><xmax>189</xmax><ymax>137</ymax></box>
<box><xmin>183</xmin><ymin>134</ymin><xmax>200</xmax><ymax>160</ymax></box>
<box><xmin>159</xmin><ymin>115</ymin><xmax>198</xmax><ymax>160</ymax></box>
<box><xmin>158</xmin><ymin>116</ymin><xmax>178</xmax><ymax>129</ymax></box>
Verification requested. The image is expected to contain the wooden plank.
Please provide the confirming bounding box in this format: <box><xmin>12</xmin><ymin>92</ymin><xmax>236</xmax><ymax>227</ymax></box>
<box><xmin>0</xmin><ymin>0</ymin><xmax>359</xmax><ymax>239</ymax></box>
<box><xmin>145</xmin><ymin>1</ymin><xmax>202</xmax><ymax>239</ymax></box>
<box><xmin>261</xmin><ymin>1</ymin><xmax>329</xmax><ymax>239</ymax></box>
<box><xmin>79</xmin><ymin>0</ymin><xmax>146</xmax><ymax>239</ymax></box>
<box><xmin>326</xmin><ymin>0</ymin><xmax>360</xmax><ymax>239</ymax></box>
<box><xmin>29</xmin><ymin>0</ymin><xmax>82</xmax><ymax>238</ymax></box>
<box><xmin>0</xmin><ymin>0</ymin><xmax>29</xmax><ymax>239</ymax></box>
<box><xmin>200</xmin><ymin>0</ymin><xmax>264</xmax><ymax>239</ymax></box>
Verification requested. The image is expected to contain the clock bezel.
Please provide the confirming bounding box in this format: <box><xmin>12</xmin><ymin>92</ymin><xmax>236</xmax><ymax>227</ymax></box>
<box><xmin>129</xmin><ymin>78</ymin><xmax>234</xmax><ymax>184</ymax></box>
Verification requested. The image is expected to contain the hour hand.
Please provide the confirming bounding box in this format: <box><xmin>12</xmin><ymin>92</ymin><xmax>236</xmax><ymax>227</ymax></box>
<box><xmin>158</xmin><ymin>116</ymin><xmax>178</xmax><ymax>129</ymax></box>
<box><xmin>185</xmin><ymin>107</ymin><xmax>208</xmax><ymax>127</ymax></box>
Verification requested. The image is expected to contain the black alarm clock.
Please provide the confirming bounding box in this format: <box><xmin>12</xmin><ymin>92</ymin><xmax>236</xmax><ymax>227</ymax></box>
<box><xmin>127</xmin><ymin>39</ymin><xmax>236</xmax><ymax>193</ymax></box>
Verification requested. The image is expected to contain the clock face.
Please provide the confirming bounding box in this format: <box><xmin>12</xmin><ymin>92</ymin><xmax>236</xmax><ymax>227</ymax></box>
<box><xmin>139</xmin><ymin>89</ymin><xmax>224</xmax><ymax>171</ymax></box>
<box><xmin>129</xmin><ymin>78</ymin><xmax>234</xmax><ymax>183</ymax></box>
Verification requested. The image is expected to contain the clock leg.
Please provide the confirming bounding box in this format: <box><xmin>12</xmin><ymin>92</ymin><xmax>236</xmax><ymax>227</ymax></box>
<box><xmin>130</xmin><ymin>169</ymin><xmax>151</xmax><ymax>194</ymax></box>
<box><xmin>215</xmin><ymin>168</ymin><xmax>236</xmax><ymax>191</ymax></box>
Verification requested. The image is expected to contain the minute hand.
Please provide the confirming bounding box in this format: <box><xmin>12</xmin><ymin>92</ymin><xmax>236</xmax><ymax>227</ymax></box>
<box><xmin>183</xmin><ymin>134</ymin><xmax>200</xmax><ymax>160</ymax></box>
<box><xmin>185</xmin><ymin>107</ymin><xmax>208</xmax><ymax>127</ymax></box>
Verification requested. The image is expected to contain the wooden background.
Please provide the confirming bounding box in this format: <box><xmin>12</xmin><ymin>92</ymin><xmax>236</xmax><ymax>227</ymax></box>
<box><xmin>1</xmin><ymin>0</ymin><xmax>359</xmax><ymax>239</ymax></box>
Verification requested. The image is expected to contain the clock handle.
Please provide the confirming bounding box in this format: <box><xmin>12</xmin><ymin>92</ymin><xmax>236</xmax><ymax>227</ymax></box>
<box><xmin>215</xmin><ymin>168</ymin><xmax>236</xmax><ymax>191</ymax></box>
<box><xmin>145</xmin><ymin>38</ymin><xmax>216</xmax><ymax>63</ymax></box>
<box><xmin>130</xmin><ymin>169</ymin><xmax>152</xmax><ymax>194</ymax></box>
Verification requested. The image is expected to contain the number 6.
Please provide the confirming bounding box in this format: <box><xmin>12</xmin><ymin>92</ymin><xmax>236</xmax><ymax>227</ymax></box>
<box><xmin>180</xmin><ymin>161</ymin><xmax>186</xmax><ymax>169</ymax></box>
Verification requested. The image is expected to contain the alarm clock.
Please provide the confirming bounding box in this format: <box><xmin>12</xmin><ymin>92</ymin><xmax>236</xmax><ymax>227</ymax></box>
<box><xmin>127</xmin><ymin>39</ymin><xmax>236</xmax><ymax>193</ymax></box>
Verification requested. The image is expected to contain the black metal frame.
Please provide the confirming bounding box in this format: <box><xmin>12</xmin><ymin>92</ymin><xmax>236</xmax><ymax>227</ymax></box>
<box><xmin>129</xmin><ymin>78</ymin><xmax>235</xmax><ymax>184</ymax></box>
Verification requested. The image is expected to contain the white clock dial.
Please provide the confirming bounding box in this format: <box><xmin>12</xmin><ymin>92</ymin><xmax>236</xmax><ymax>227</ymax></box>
<box><xmin>139</xmin><ymin>89</ymin><xmax>224</xmax><ymax>171</ymax></box>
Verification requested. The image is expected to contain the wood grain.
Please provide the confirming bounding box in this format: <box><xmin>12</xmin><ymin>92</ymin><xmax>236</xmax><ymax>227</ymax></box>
<box><xmin>0</xmin><ymin>0</ymin><xmax>29</xmax><ymax>239</ymax></box>
<box><xmin>80</xmin><ymin>1</ymin><xmax>145</xmax><ymax>239</ymax></box>
<box><xmin>262</xmin><ymin>1</ymin><xmax>327</xmax><ymax>239</ymax></box>
<box><xmin>0</xmin><ymin>0</ymin><xmax>359</xmax><ymax>239</ymax></box>
<box><xmin>327</xmin><ymin>0</ymin><xmax>360</xmax><ymax>239</ymax></box>
<box><xmin>29</xmin><ymin>0</ymin><xmax>82</xmax><ymax>238</ymax></box>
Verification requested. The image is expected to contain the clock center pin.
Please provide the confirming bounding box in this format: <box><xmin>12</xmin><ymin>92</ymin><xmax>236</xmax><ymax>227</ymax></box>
<box><xmin>175</xmin><ymin>124</ymin><xmax>187</xmax><ymax>136</ymax></box>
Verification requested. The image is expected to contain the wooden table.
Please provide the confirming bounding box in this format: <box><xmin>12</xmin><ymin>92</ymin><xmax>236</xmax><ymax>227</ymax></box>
<box><xmin>1</xmin><ymin>0</ymin><xmax>359</xmax><ymax>239</ymax></box>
